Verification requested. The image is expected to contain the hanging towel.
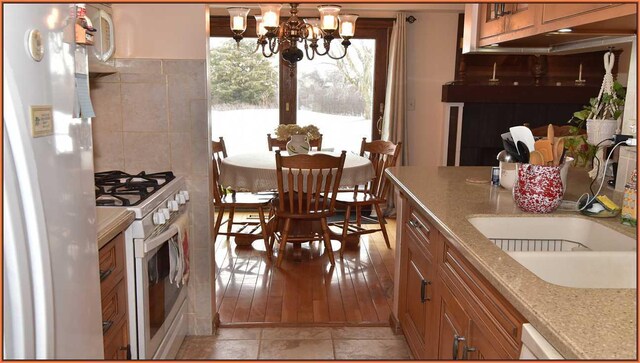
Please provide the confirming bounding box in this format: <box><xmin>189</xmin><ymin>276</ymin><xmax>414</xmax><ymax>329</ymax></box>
<box><xmin>174</xmin><ymin>213</ymin><xmax>190</xmax><ymax>287</ymax></box>
<box><xmin>168</xmin><ymin>235</ymin><xmax>181</xmax><ymax>286</ymax></box>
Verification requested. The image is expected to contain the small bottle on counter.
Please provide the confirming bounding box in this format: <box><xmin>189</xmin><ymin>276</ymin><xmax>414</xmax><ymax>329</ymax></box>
<box><xmin>491</xmin><ymin>166</ymin><xmax>500</xmax><ymax>186</ymax></box>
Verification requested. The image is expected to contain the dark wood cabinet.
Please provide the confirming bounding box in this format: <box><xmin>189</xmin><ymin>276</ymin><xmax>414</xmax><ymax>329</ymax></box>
<box><xmin>397</xmin><ymin>195</ymin><xmax>526</xmax><ymax>360</ymax></box>
<box><xmin>99</xmin><ymin>232</ymin><xmax>130</xmax><ymax>360</ymax></box>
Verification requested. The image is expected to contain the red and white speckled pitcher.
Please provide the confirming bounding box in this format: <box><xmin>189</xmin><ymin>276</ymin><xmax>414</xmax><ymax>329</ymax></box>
<box><xmin>513</xmin><ymin>163</ymin><xmax>564</xmax><ymax>213</ymax></box>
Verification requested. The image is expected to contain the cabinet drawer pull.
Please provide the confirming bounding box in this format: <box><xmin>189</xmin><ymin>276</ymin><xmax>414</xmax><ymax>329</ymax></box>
<box><xmin>100</xmin><ymin>267</ymin><xmax>113</xmax><ymax>282</ymax></box>
<box><xmin>420</xmin><ymin>279</ymin><xmax>432</xmax><ymax>302</ymax></box>
<box><xmin>463</xmin><ymin>345</ymin><xmax>477</xmax><ymax>360</ymax></box>
<box><xmin>452</xmin><ymin>335</ymin><xmax>465</xmax><ymax>360</ymax></box>
<box><xmin>408</xmin><ymin>219</ymin><xmax>430</xmax><ymax>233</ymax></box>
<box><xmin>102</xmin><ymin>320</ymin><xmax>114</xmax><ymax>334</ymax></box>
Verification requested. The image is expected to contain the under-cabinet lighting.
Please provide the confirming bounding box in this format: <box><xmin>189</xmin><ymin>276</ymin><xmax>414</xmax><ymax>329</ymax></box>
<box><xmin>557</xmin><ymin>28</ymin><xmax>573</xmax><ymax>33</ymax></box>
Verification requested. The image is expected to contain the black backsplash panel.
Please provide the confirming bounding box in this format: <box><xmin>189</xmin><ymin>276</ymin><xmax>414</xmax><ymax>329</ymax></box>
<box><xmin>460</xmin><ymin>103</ymin><xmax>583</xmax><ymax>166</ymax></box>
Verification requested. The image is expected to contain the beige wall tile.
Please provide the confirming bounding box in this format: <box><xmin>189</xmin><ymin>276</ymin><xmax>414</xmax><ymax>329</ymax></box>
<box><xmin>163</xmin><ymin>59</ymin><xmax>206</xmax><ymax>75</ymax></box>
<box><xmin>121</xmin><ymin>82</ymin><xmax>169</xmax><ymax>132</ymax></box>
<box><xmin>168</xmin><ymin>73</ymin><xmax>207</xmax><ymax>132</ymax></box>
<box><xmin>194</xmin><ymin>317</ymin><xmax>213</xmax><ymax>335</ymax></box>
<box><xmin>123</xmin><ymin>132</ymin><xmax>170</xmax><ymax>173</ymax></box>
<box><xmin>115</xmin><ymin>58</ymin><xmax>163</xmax><ymax>74</ymax></box>
<box><xmin>191</xmin><ymin>249</ymin><xmax>211</xmax><ymax>285</ymax></box>
<box><xmin>92</xmin><ymin>72</ymin><xmax>121</xmax><ymax>83</ymax></box>
<box><xmin>169</xmin><ymin>132</ymin><xmax>193</xmax><ymax>176</ymax></box>
<box><xmin>90</xmin><ymin>81</ymin><xmax>122</xmax><ymax>133</ymax></box>
<box><xmin>120</xmin><ymin>73</ymin><xmax>167</xmax><ymax>84</ymax></box>
<box><xmin>92</xmin><ymin>130</ymin><xmax>124</xmax><ymax>172</ymax></box>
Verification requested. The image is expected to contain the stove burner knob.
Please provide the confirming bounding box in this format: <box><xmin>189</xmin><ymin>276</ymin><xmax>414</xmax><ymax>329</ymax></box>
<box><xmin>152</xmin><ymin>212</ymin><xmax>166</xmax><ymax>225</ymax></box>
<box><xmin>180</xmin><ymin>190</ymin><xmax>190</xmax><ymax>201</ymax></box>
<box><xmin>176</xmin><ymin>194</ymin><xmax>186</xmax><ymax>205</ymax></box>
<box><xmin>160</xmin><ymin>208</ymin><xmax>171</xmax><ymax>220</ymax></box>
<box><xmin>168</xmin><ymin>200</ymin><xmax>179</xmax><ymax>211</ymax></box>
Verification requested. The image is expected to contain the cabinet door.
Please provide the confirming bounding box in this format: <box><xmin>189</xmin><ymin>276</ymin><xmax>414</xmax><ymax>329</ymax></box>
<box><xmin>505</xmin><ymin>4</ymin><xmax>537</xmax><ymax>32</ymax></box>
<box><xmin>466</xmin><ymin>320</ymin><xmax>511</xmax><ymax>360</ymax></box>
<box><xmin>541</xmin><ymin>3</ymin><xmax>613</xmax><ymax>23</ymax></box>
<box><xmin>103</xmin><ymin>318</ymin><xmax>130</xmax><ymax>360</ymax></box>
<box><xmin>399</xmin><ymin>233</ymin><xmax>437</xmax><ymax>358</ymax></box>
<box><xmin>478</xmin><ymin>3</ymin><xmax>506</xmax><ymax>39</ymax></box>
<box><xmin>437</xmin><ymin>282</ymin><xmax>470</xmax><ymax>360</ymax></box>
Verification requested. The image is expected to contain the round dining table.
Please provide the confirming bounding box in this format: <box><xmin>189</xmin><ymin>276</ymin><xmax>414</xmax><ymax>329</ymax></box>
<box><xmin>219</xmin><ymin>151</ymin><xmax>375</xmax><ymax>192</ymax></box>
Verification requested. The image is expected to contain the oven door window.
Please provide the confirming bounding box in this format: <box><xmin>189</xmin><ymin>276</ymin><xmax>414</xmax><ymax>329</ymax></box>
<box><xmin>147</xmin><ymin>235</ymin><xmax>182</xmax><ymax>339</ymax></box>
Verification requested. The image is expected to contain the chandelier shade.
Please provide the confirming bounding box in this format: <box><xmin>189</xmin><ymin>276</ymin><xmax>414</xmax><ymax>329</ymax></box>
<box><xmin>227</xmin><ymin>3</ymin><xmax>358</xmax><ymax>70</ymax></box>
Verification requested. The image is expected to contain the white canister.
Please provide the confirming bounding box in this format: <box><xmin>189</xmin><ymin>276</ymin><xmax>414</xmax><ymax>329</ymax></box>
<box><xmin>499</xmin><ymin>161</ymin><xmax>517</xmax><ymax>190</ymax></box>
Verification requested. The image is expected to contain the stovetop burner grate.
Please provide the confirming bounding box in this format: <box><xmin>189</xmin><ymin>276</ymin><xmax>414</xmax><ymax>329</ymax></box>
<box><xmin>95</xmin><ymin>170</ymin><xmax>175</xmax><ymax>206</ymax></box>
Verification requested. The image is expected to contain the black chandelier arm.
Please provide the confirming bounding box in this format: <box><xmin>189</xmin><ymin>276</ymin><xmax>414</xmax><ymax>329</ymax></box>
<box><xmin>261</xmin><ymin>43</ymin><xmax>277</xmax><ymax>58</ymax></box>
<box><xmin>302</xmin><ymin>39</ymin><xmax>317</xmax><ymax>61</ymax></box>
<box><xmin>326</xmin><ymin>39</ymin><xmax>351</xmax><ymax>60</ymax></box>
<box><xmin>267</xmin><ymin>36</ymin><xmax>281</xmax><ymax>55</ymax></box>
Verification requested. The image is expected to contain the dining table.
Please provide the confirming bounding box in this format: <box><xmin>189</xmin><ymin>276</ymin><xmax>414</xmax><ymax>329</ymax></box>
<box><xmin>218</xmin><ymin>151</ymin><xmax>376</xmax><ymax>250</ymax></box>
<box><xmin>219</xmin><ymin>151</ymin><xmax>375</xmax><ymax>193</ymax></box>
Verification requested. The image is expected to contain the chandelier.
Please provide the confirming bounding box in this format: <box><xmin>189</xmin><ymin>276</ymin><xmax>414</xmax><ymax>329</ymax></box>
<box><xmin>227</xmin><ymin>3</ymin><xmax>358</xmax><ymax>69</ymax></box>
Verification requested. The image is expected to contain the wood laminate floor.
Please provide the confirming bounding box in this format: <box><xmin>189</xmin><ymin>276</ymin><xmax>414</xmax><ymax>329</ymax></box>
<box><xmin>214</xmin><ymin>212</ymin><xmax>397</xmax><ymax>326</ymax></box>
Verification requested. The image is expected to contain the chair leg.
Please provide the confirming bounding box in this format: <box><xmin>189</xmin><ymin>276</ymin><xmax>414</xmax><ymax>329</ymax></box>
<box><xmin>320</xmin><ymin>217</ymin><xmax>335</xmax><ymax>266</ymax></box>
<box><xmin>257</xmin><ymin>206</ymin><xmax>271</xmax><ymax>260</ymax></box>
<box><xmin>340</xmin><ymin>205</ymin><xmax>352</xmax><ymax>258</ymax></box>
<box><xmin>373</xmin><ymin>203</ymin><xmax>391</xmax><ymax>249</ymax></box>
<box><xmin>356</xmin><ymin>205</ymin><xmax>362</xmax><ymax>227</ymax></box>
<box><xmin>226</xmin><ymin>207</ymin><xmax>235</xmax><ymax>234</ymax></box>
<box><xmin>276</xmin><ymin>218</ymin><xmax>291</xmax><ymax>267</ymax></box>
<box><xmin>212</xmin><ymin>206</ymin><xmax>225</xmax><ymax>243</ymax></box>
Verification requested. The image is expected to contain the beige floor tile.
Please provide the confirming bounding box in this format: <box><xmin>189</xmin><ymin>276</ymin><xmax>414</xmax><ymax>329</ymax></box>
<box><xmin>258</xmin><ymin>339</ymin><xmax>334</xmax><ymax>360</ymax></box>
<box><xmin>331</xmin><ymin>326</ymin><xmax>403</xmax><ymax>340</ymax></box>
<box><xmin>176</xmin><ymin>336</ymin><xmax>217</xmax><ymax>359</ymax></box>
<box><xmin>213</xmin><ymin>327</ymin><xmax>262</xmax><ymax>340</ymax></box>
<box><xmin>261</xmin><ymin>327</ymin><xmax>332</xmax><ymax>340</ymax></box>
<box><xmin>334</xmin><ymin>339</ymin><xmax>412</xmax><ymax>360</ymax></box>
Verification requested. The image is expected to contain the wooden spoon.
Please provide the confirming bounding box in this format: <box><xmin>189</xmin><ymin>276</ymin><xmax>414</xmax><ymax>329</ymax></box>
<box><xmin>534</xmin><ymin>139</ymin><xmax>554</xmax><ymax>165</ymax></box>
<box><xmin>529</xmin><ymin>150</ymin><xmax>545</xmax><ymax>165</ymax></box>
<box><xmin>547</xmin><ymin>124</ymin><xmax>555</xmax><ymax>144</ymax></box>
<box><xmin>554</xmin><ymin>138</ymin><xmax>565</xmax><ymax>165</ymax></box>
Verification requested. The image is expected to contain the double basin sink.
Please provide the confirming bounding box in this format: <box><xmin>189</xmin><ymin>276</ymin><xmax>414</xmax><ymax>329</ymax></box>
<box><xmin>467</xmin><ymin>216</ymin><xmax>636</xmax><ymax>289</ymax></box>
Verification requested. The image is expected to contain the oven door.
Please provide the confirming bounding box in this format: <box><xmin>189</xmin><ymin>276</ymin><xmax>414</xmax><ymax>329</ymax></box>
<box><xmin>134</xmin><ymin>224</ymin><xmax>187</xmax><ymax>359</ymax></box>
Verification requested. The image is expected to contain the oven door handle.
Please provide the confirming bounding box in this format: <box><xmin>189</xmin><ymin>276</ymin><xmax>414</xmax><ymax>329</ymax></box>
<box><xmin>135</xmin><ymin>225</ymin><xmax>179</xmax><ymax>258</ymax></box>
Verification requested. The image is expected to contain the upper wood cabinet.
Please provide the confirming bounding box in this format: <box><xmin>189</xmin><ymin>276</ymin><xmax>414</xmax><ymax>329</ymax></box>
<box><xmin>478</xmin><ymin>3</ymin><xmax>537</xmax><ymax>40</ymax></box>
<box><xmin>466</xmin><ymin>2</ymin><xmax>637</xmax><ymax>50</ymax></box>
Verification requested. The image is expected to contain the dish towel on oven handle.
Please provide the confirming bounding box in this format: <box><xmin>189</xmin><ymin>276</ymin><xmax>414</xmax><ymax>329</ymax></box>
<box><xmin>173</xmin><ymin>213</ymin><xmax>190</xmax><ymax>287</ymax></box>
<box><xmin>168</xmin><ymin>235</ymin><xmax>182</xmax><ymax>286</ymax></box>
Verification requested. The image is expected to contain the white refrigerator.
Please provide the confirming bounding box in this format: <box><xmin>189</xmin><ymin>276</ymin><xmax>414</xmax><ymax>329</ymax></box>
<box><xmin>3</xmin><ymin>4</ymin><xmax>104</xmax><ymax>359</ymax></box>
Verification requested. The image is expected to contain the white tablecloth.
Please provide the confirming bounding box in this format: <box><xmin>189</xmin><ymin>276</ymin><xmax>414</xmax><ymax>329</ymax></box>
<box><xmin>219</xmin><ymin>152</ymin><xmax>375</xmax><ymax>192</ymax></box>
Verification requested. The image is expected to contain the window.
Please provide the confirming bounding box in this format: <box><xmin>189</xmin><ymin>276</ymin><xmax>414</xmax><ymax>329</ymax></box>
<box><xmin>210</xmin><ymin>16</ymin><xmax>392</xmax><ymax>154</ymax></box>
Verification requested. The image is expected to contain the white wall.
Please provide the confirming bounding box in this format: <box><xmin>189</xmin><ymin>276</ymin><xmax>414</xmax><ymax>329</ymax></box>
<box><xmin>406</xmin><ymin>11</ymin><xmax>460</xmax><ymax>167</ymax></box>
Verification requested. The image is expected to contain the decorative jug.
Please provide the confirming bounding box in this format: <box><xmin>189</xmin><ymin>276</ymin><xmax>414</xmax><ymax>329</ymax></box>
<box><xmin>513</xmin><ymin>163</ymin><xmax>564</xmax><ymax>213</ymax></box>
<box><xmin>286</xmin><ymin>134</ymin><xmax>310</xmax><ymax>155</ymax></box>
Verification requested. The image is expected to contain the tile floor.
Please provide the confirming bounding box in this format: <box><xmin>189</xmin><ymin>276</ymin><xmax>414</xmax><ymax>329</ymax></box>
<box><xmin>176</xmin><ymin>326</ymin><xmax>413</xmax><ymax>360</ymax></box>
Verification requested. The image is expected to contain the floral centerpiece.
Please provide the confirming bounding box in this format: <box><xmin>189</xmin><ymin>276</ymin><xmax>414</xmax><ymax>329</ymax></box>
<box><xmin>274</xmin><ymin>124</ymin><xmax>321</xmax><ymax>154</ymax></box>
<box><xmin>274</xmin><ymin>124</ymin><xmax>321</xmax><ymax>141</ymax></box>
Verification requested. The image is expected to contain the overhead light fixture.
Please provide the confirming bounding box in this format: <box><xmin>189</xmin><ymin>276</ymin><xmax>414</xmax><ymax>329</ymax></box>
<box><xmin>557</xmin><ymin>28</ymin><xmax>573</xmax><ymax>33</ymax></box>
<box><xmin>227</xmin><ymin>3</ymin><xmax>358</xmax><ymax>70</ymax></box>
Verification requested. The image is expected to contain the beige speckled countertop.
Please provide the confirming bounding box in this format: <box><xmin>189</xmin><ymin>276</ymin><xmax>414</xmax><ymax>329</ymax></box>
<box><xmin>96</xmin><ymin>207</ymin><xmax>135</xmax><ymax>249</ymax></box>
<box><xmin>386</xmin><ymin>166</ymin><xmax>637</xmax><ymax>359</ymax></box>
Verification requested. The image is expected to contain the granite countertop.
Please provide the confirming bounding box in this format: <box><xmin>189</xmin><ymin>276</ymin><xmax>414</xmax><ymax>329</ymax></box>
<box><xmin>386</xmin><ymin>166</ymin><xmax>637</xmax><ymax>359</ymax></box>
<box><xmin>96</xmin><ymin>207</ymin><xmax>135</xmax><ymax>249</ymax></box>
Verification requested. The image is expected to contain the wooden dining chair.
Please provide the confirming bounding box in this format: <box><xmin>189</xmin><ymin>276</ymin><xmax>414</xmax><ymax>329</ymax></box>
<box><xmin>267</xmin><ymin>133</ymin><xmax>324</xmax><ymax>151</ymax></box>
<box><xmin>211</xmin><ymin>137</ymin><xmax>273</xmax><ymax>256</ymax></box>
<box><xmin>269</xmin><ymin>150</ymin><xmax>346</xmax><ymax>267</ymax></box>
<box><xmin>334</xmin><ymin>138</ymin><xmax>402</xmax><ymax>253</ymax></box>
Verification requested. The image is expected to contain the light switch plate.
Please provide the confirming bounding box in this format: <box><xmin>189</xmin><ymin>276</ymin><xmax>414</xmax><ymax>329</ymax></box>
<box><xmin>30</xmin><ymin>105</ymin><xmax>54</xmax><ymax>137</ymax></box>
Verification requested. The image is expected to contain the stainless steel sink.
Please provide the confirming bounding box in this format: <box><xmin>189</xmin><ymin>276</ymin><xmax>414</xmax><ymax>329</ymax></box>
<box><xmin>467</xmin><ymin>216</ymin><xmax>637</xmax><ymax>289</ymax></box>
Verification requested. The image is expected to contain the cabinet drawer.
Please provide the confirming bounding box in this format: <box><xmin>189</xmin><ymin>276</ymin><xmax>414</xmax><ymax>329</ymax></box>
<box><xmin>404</xmin><ymin>205</ymin><xmax>437</xmax><ymax>257</ymax></box>
<box><xmin>99</xmin><ymin>232</ymin><xmax>125</xmax><ymax>297</ymax></box>
<box><xmin>440</xmin><ymin>239</ymin><xmax>525</xmax><ymax>351</ymax></box>
<box><xmin>101</xmin><ymin>278</ymin><xmax>127</xmax><ymax>337</ymax></box>
<box><xmin>103</xmin><ymin>318</ymin><xmax>130</xmax><ymax>360</ymax></box>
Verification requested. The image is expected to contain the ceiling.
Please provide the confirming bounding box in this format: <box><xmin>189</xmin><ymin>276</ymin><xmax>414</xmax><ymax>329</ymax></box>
<box><xmin>209</xmin><ymin>3</ymin><xmax>464</xmax><ymax>14</ymax></box>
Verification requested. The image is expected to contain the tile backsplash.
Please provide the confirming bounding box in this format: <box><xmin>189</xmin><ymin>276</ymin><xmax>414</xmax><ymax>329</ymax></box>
<box><xmin>90</xmin><ymin>58</ymin><xmax>214</xmax><ymax>335</ymax></box>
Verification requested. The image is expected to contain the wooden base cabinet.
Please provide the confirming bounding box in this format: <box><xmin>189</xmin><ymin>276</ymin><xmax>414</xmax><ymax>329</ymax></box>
<box><xmin>397</xmin><ymin>195</ymin><xmax>526</xmax><ymax>360</ymax></box>
<box><xmin>99</xmin><ymin>232</ymin><xmax>131</xmax><ymax>360</ymax></box>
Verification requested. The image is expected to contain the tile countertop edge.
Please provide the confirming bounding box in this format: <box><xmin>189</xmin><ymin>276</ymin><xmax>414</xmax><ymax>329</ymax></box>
<box><xmin>385</xmin><ymin>166</ymin><xmax>637</xmax><ymax>360</ymax></box>
<box><xmin>96</xmin><ymin>208</ymin><xmax>135</xmax><ymax>249</ymax></box>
